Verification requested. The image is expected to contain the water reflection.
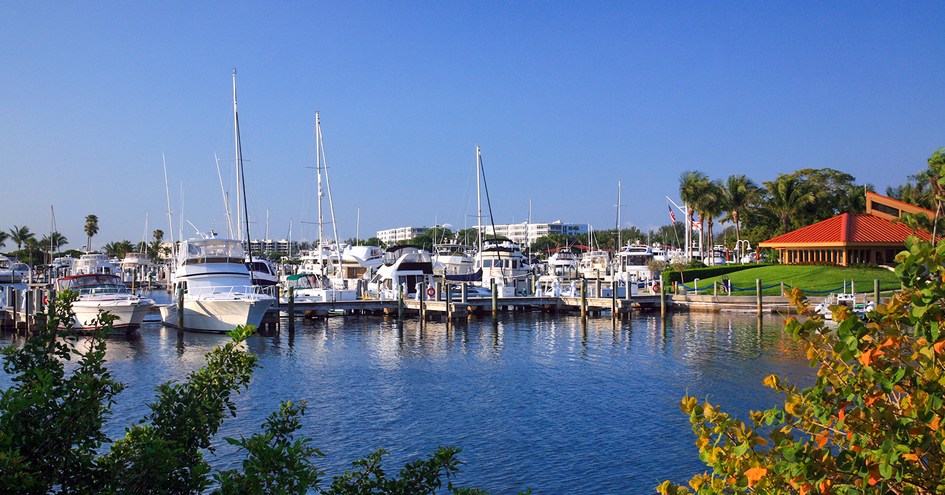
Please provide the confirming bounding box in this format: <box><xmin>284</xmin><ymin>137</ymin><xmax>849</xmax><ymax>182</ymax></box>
<box><xmin>0</xmin><ymin>311</ymin><xmax>812</xmax><ymax>494</ymax></box>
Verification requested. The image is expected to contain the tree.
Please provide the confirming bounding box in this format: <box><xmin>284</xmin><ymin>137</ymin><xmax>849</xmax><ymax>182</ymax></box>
<box><xmin>84</xmin><ymin>214</ymin><xmax>99</xmax><ymax>252</ymax></box>
<box><xmin>103</xmin><ymin>240</ymin><xmax>134</xmax><ymax>259</ymax></box>
<box><xmin>659</xmin><ymin>150</ymin><xmax>945</xmax><ymax>495</ymax></box>
<box><xmin>679</xmin><ymin>170</ymin><xmax>712</xmax><ymax>255</ymax></box>
<box><xmin>8</xmin><ymin>225</ymin><xmax>34</xmax><ymax>251</ymax></box>
<box><xmin>720</xmin><ymin>175</ymin><xmax>760</xmax><ymax>257</ymax></box>
<box><xmin>0</xmin><ymin>230</ymin><xmax>7</xmax><ymax>249</ymax></box>
<box><xmin>763</xmin><ymin>174</ymin><xmax>817</xmax><ymax>234</ymax></box>
<box><xmin>0</xmin><ymin>297</ymin><xmax>493</xmax><ymax>494</ymax></box>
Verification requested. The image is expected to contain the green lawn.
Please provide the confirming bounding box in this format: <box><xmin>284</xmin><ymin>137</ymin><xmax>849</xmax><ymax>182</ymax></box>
<box><xmin>675</xmin><ymin>265</ymin><xmax>901</xmax><ymax>296</ymax></box>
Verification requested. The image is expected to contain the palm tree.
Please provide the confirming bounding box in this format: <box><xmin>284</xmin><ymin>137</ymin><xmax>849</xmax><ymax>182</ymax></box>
<box><xmin>84</xmin><ymin>214</ymin><xmax>99</xmax><ymax>252</ymax></box>
<box><xmin>764</xmin><ymin>174</ymin><xmax>817</xmax><ymax>234</ymax></box>
<box><xmin>679</xmin><ymin>170</ymin><xmax>711</xmax><ymax>258</ymax></box>
<box><xmin>0</xmin><ymin>231</ymin><xmax>8</xmax><ymax>250</ymax></box>
<box><xmin>721</xmin><ymin>175</ymin><xmax>760</xmax><ymax>257</ymax></box>
<box><xmin>702</xmin><ymin>180</ymin><xmax>725</xmax><ymax>262</ymax></box>
<box><xmin>8</xmin><ymin>225</ymin><xmax>34</xmax><ymax>251</ymax></box>
<box><xmin>40</xmin><ymin>231</ymin><xmax>68</xmax><ymax>264</ymax></box>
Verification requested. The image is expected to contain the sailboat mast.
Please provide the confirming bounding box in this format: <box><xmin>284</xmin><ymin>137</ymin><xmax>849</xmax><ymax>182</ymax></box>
<box><xmin>233</xmin><ymin>71</ymin><xmax>243</xmax><ymax>241</ymax></box>
<box><xmin>315</xmin><ymin>112</ymin><xmax>324</xmax><ymax>274</ymax></box>
<box><xmin>476</xmin><ymin>145</ymin><xmax>482</xmax><ymax>253</ymax></box>
<box><xmin>615</xmin><ymin>179</ymin><xmax>622</xmax><ymax>250</ymax></box>
<box><xmin>233</xmin><ymin>69</ymin><xmax>255</xmax><ymax>284</ymax></box>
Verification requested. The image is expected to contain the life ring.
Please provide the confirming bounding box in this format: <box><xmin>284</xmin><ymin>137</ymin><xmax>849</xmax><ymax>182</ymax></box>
<box><xmin>42</xmin><ymin>295</ymin><xmax>48</xmax><ymax>305</ymax></box>
<box><xmin>426</xmin><ymin>286</ymin><xmax>436</xmax><ymax>298</ymax></box>
<box><xmin>652</xmin><ymin>282</ymin><xmax>661</xmax><ymax>293</ymax></box>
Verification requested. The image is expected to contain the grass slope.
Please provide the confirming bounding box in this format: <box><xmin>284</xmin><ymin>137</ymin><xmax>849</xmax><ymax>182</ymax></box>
<box><xmin>677</xmin><ymin>265</ymin><xmax>900</xmax><ymax>296</ymax></box>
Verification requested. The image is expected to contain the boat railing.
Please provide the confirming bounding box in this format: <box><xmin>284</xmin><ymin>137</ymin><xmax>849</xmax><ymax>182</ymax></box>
<box><xmin>187</xmin><ymin>285</ymin><xmax>273</xmax><ymax>299</ymax></box>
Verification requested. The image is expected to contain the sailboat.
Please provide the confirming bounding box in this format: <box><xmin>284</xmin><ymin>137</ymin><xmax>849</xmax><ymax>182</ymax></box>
<box><xmin>159</xmin><ymin>70</ymin><xmax>275</xmax><ymax>332</ymax></box>
<box><xmin>281</xmin><ymin>112</ymin><xmax>357</xmax><ymax>304</ymax></box>
<box><xmin>468</xmin><ymin>146</ymin><xmax>531</xmax><ymax>297</ymax></box>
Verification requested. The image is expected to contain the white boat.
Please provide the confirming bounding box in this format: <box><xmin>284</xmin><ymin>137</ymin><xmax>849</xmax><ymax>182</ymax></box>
<box><xmin>0</xmin><ymin>256</ymin><xmax>30</xmax><ymax>283</ymax></box>
<box><xmin>367</xmin><ymin>245</ymin><xmax>436</xmax><ymax>300</ymax></box>
<box><xmin>246</xmin><ymin>256</ymin><xmax>279</xmax><ymax>287</ymax></box>
<box><xmin>432</xmin><ymin>243</ymin><xmax>476</xmax><ymax>277</ymax></box>
<box><xmin>120</xmin><ymin>252</ymin><xmax>156</xmax><ymax>287</ymax></box>
<box><xmin>281</xmin><ymin>272</ymin><xmax>355</xmax><ymax>303</ymax></box>
<box><xmin>475</xmin><ymin>239</ymin><xmax>531</xmax><ymax>297</ymax></box>
<box><xmin>160</xmin><ymin>235</ymin><xmax>275</xmax><ymax>332</ymax></box>
<box><xmin>72</xmin><ymin>253</ymin><xmax>119</xmax><ymax>276</ymax></box>
<box><xmin>578</xmin><ymin>249</ymin><xmax>611</xmax><ymax>280</ymax></box>
<box><xmin>814</xmin><ymin>284</ymin><xmax>875</xmax><ymax>320</ymax></box>
<box><xmin>56</xmin><ymin>273</ymin><xmax>154</xmax><ymax>332</ymax></box>
<box><xmin>613</xmin><ymin>243</ymin><xmax>654</xmax><ymax>283</ymax></box>
<box><xmin>703</xmin><ymin>245</ymin><xmax>730</xmax><ymax>266</ymax></box>
<box><xmin>159</xmin><ymin>73</ymin><xmax>274</xmax><ymax>332</ymax></box>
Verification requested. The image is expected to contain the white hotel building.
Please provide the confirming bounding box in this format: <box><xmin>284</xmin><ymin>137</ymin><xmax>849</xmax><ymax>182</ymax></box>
<box><xmin>377</xmin><ymin>221</ymin><xmax>587</xmax><ymax>247</ymax></box>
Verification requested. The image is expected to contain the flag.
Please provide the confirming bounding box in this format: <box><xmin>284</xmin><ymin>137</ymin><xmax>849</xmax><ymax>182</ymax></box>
<box><xmin>668</xmin><ymin>206</ymin><xmax>676</xmax><ymax>224</ymax></box>
<box><xmin>691</xmin><ymin>220</ymin><xmax>702</xmax><ymax>231</ymax></box>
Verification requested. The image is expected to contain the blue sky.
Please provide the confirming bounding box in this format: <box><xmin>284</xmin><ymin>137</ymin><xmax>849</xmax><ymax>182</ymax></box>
<box><xmin>2</xmin><ymin>1</ymin><xmax>943</xmax><ymax>250</ymax></box>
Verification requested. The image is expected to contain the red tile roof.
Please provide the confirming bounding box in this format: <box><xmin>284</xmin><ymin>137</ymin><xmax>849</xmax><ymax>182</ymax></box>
<box><xmin>760</xmin><ymin>213</ymin><xmax>931</xmax><ymax>246</ymax></box>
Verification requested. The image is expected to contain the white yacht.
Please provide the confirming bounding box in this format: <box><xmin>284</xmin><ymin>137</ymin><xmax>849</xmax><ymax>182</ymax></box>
<box><xmin>0</xmin><ymin>256</ymin><xmax>30</xmax><ymax>283</ymax></box>
<box><xmin>432</xmin><ymin>243</ymin><xmax>476</xmax><ymax>277</ymax></box>
<box><xmin>578</xmin><ymin>249</ymin><xmax>611</xmax><ymax>280</ymax></box>
<box><xmin>159</xmin><ymin>234</ymin><xmax>275</xmax><ymax>332</ymax></box>
<box><xmin>72</xmin><ymin>253</ymin><xmax>119</xmax><ymax>276</ymax></box>
<box><xmin>245</xmin><ymin>256</ymin><xmax>280</xmax><ymax>287</ymax></box>
<box><xmin>56</xmin><ymin>273</ymin><xmax>154</xmax><ymax>333</ymax></box>
<box><xmin>474</xmin><ymin>239</ymin><xmax>531</xmax><ymax>297</ymax></box>
<box><xmin>367</xmin><ymin>245</ymin><xmax>436</xmax><ymax>300</ymax></box>
<box><xmin>613</xmin><ymin>243</ymin><xmax>654</xmax><ymax>283</ymax></box>
<box><xmin>281</xmin><ymin>272</ymin><xmax>355</xmax><ymax>303</ymax></box>
<box><xmin>120</xmin><ymin>252</ymin><xmax>156</xmax><ymax>287</ymax></box>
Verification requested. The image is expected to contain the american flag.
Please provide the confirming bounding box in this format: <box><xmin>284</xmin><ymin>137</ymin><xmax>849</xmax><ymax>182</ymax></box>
<box><xmin>668</xmin><ymin>206</ymin><xmax>676</xmax><ymax>224</ymax></box>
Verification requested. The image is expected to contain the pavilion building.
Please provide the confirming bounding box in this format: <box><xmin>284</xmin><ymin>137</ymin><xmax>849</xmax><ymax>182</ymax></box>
<box><xmin>759</xmin><ymin>191</ymin><xmax>934</xmax><ymax>267</ymax></box>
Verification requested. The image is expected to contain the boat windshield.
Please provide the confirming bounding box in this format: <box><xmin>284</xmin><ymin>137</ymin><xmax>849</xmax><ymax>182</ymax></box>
<box><xmin>182</xmin><ymin>239</ymin><xmax>245</xmax><ymax>263</ymax></box>
<box><xmin>57</xmin><ymin>274</ymin><xmax>124</xmax><ymax>291</ymax></box>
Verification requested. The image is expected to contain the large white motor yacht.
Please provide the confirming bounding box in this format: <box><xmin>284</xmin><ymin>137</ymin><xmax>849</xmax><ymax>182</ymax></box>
<box><xmin>160</xmin><ymin>234</ymin><xmax>275</xmax><ymax>332</ymax></box>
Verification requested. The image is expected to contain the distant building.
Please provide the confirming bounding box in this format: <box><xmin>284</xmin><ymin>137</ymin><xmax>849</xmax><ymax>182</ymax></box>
<box><xmin>376</xmin><ymin>221</ymin><xmax>588</xmax><ymax>248</ymax></box>
<box><xmin>243</xmin><ymin>239</ymin><xmax>299</xmax><ymax>256</ymax></box>
<box><xmin>480</xmin><ymin>221</ymin><xmax>588</xmax><ymax>246</ymax></box>
<box><xmin>376</xmin><ymin>226</ymin><xmax>430</xmax><ymax>246</ymax></box>
<box><xmin>759</xmin><ymin>192</ymin><xmax>933</xmax><ymax>266</ymax></box>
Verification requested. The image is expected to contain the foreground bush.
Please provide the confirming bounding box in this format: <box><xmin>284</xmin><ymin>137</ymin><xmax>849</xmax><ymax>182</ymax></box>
<box><xmin>0</xmin><ymin>294</ymin><xmax>488</xmax><ymax>494</ymax></box>
<box><xmin>659</xmin><ymin>233</ymin><xmax>945</xmax><ymax>494</ymax></box>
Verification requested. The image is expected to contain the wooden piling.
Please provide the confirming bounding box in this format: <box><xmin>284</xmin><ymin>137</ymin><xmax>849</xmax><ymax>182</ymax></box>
<box><xmin>874</xmin><ymin>279</ymin><xmax>880</xmax><ymax>305</ymax></box>
<box><xmin>177</xmin><ymin>286</ymin><xmax>184</xmax><ymax>329</ymax></box>
<box><xmin>756</xmin><ymin>279</ymin><xmax>763</xmax><ymax>315</ymax></box>
<box><xmin>287</xmin><ymin>287</ymin><xmax>295</xmax><ymax>332</ymax></box>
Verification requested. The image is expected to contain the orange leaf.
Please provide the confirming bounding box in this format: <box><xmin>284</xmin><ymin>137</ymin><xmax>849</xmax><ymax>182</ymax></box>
<box><xmin>931</xmin><ymin>416</ymin><xmax>941</xmax><ymax>431</ymax></box>
<box><xmin>858</xmin><ymin>348</ymin><xmax>875</xmax><ymax>366</ymax></box>
<box><xmin>745</xmin><ymin>466</ymin><xmax>767</xmax><ymax>487</ymax></box>
<box><xmin>815</xmin><ymin>431</ymin><xmax>829</xmax><ymax>448</ymax></box>
<box><xmin>868</xmin><ymin>466</ymin><xmax>880</xmax><ymax>486</ymax></box>
<box><xmin>934</xmin><ymin>340</ymin><xmax>945</xmax><ymax>354</ymax></box>
<box><xmin>904</xmin><ymin>453</ymin><xmax>919</xmax><ymax>462</ymax></box>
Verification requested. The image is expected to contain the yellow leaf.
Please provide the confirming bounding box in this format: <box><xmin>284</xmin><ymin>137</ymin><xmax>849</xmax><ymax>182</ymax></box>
<box><xmin>904</xmin><ymin>453</ymin><xmax>919</xmax><ymax>462</ymax></box>
<box><xmin>745</xmin><ymin>466</ymin><xmax>767</xmax><ymax>487</ymax></box>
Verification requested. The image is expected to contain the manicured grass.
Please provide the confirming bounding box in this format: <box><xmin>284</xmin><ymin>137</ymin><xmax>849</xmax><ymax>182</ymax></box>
<box><xmin>675</xmin><ymin>265</ymin><xmax>901</xmax><ymax>296</ymax></box>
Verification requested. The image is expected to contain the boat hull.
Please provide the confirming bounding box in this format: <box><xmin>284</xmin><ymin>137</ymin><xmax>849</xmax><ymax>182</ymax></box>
<box><xmin>67</xmin><ymin>298</ymin><xmax>155</xmax><ymax>333</ymax></box>
<box><xmin>159</xmin><ymin>296</ymin><xmax>274</xmax><ymax>333</ymax></box>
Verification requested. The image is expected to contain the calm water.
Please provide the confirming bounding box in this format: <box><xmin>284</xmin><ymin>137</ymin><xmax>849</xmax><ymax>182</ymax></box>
<box><xmin>0</xmin><ymin>309</ymin><xmax>813</xmax><ymax>493</ymax></box>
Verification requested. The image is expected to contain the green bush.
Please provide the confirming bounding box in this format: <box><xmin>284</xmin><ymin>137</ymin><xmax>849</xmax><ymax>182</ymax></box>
<box><xmin>0</xmin><ymin>293</ymin><xmax>495</xmax><ymax>494</ymax></box>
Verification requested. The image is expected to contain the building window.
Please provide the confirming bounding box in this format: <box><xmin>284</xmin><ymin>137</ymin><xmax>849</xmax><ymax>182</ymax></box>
<box><xmin>871</xmin><ymin>201</ymin><xmax>900</xmax><ymax>217</ymax></box>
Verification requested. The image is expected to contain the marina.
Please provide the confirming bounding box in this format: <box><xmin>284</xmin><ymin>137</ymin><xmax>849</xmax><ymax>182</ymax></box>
<box><xmin>0</xmin><ymin>310</ymin><xmax>814</xmax><ymax>493</ymax></box>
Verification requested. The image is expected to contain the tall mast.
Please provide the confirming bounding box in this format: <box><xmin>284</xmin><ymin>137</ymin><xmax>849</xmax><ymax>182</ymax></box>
<box><xmin>162</xmin><ymin>153</ymin><xmax>176</xmax><ymax>260</ymax></box>
<box><xmin>615</xmin><ymin>179</ymin><xmax>622</xmax><ymax>249</ymax></box>
<box><xmin>315</xmin><ymin>112</ymin><xmax>324</xmax><ymax>274</ymax></box>
<box><xmin>476</xmin><ymin>145</ymin><xmax>482</xmax><ymax>253</ymax></box>
<box><xmin>233</xmin><ymin>71</ymin><xmax>243</xmax><ymax>241</ymax></box>
<box><xmin>233</xmin><ymin>69</ymin><xmax>255</xmax><ymax>283</ymax></box>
